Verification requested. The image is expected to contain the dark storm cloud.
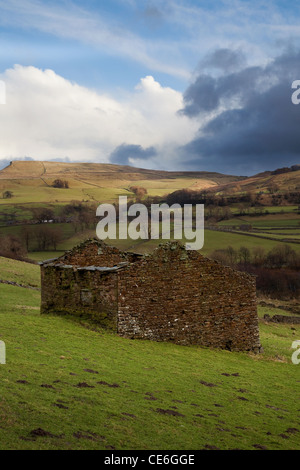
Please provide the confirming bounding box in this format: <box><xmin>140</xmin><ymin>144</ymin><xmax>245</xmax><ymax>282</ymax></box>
<box><xmin>201</xmin><ymin>48</ymin><xmax>246</xmax><ymax>73</ymax></box>
<box><xmin>109</xmin><ymin>144</ymin><xmax>157</xmax><ymax>166</ymax></box>
<box><xmin>180</xmin><ymin>48</ymin><xmax>300</xmax><ymax>174</ymax></box>
<box><xmin>182</xmin><ymin>65</ymin><xmax>263</xmax><ymax>116</ymax></box>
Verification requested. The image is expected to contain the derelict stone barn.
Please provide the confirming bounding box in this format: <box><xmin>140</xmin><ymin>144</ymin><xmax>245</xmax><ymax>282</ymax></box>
<box><xmin>40</xmin><ymin>239</ymin><xmax>261</xmax><ymax>352</ymax></box>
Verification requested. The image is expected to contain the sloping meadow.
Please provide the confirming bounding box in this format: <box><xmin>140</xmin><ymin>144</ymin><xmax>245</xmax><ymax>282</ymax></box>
<box><xmin>0</xmin><ymin>257</ymin><xmax>299</xmax><ymax>450</ymax></box>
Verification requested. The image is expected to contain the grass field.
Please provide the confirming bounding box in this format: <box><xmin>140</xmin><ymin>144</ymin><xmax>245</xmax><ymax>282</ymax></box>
<box><xmin>2</xmin><ymin>222</ymin><xmax>298</xmax><ymax>262</ymax></box>
<box><xmin>88</xmin><ymin>227</ymin><xmax>300</xmax><ymax>257</ymax></box>
<box><xmin>201</xmin><ymin>229</ymin><xmax>300</xmax><ymax>255</ymax></box>
<box><xmin>219</xmin><ymin>213</ymin><xmax>300</xmax><ymax>229</ymax></box>
<box><xmin>0</xmin><ymin>256</ymin><xmax>300</xmax><ymax>450</ymax></box>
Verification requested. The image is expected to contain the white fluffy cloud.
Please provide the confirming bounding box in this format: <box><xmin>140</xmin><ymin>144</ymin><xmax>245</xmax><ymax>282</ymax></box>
<box><xmin>0</xmin><ymin>65</ymin><xmax>198</xmax><ymax>169</ymax></box>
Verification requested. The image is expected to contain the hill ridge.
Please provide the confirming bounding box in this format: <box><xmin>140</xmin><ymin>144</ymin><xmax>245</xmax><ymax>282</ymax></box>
<box><xmin>0</xmin><ymin>160</ymin><xmax>243</xmax><ymax>181</ymax></box>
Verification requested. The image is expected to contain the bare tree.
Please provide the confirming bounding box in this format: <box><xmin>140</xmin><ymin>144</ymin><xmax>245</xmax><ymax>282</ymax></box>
<box><xmin>0</xmin><ymin>235</ymin><xmax>27</xmax><ymax>260</ymax></box>
<box><xmin>21</xmin><ymin>226</ymin><xmax>34</xmax><ymax>251</ymax></box>
<box><xmin>31</xmin><ymin>208</ymin><xmax>55</xmax><ymax>223</ymax></box>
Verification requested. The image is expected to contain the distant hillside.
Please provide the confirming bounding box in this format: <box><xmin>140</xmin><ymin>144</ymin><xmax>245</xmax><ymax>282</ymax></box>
<box><xmin>207</xmin><ymin>165</ymin><xmax>300</xmax><ymax>195</ymax></box>
<box><xmin>0</xmin><ymin>160</ymin><xmax>244</xmax><ymax>204</ymax></box>
<box><xmin>0</xmin><ymin>160</ymin><xmax>243</xmax><ymax>182</ymax></box>
<box><xmin>1</xmin><ymin>161</ymin><xmax>299</xmax><ymax>205</ymax></box>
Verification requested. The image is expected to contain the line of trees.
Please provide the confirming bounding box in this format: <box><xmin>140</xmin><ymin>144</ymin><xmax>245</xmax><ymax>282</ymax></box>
<box><xmin>23</xmin><ymin>226</ymin><xmax>64</xmax><ymax>251</ymax></box>
<box><xmin>60</xmin><ymin>201</ymin><xmax>98</xmax><ymax>232</ymax></box>
<box><xmin>211</xmin><ymin>244</ymin><xmax>300</xmax><ymax>269</ymax></box>
<box><xmin>0</xmin><ymin>225</ymin><xmax>65</xmax><ymax>260</ymax></box>
<box><xmin>0</xmin><ymin>200</ymin><xmax>101</xmax><ymax>260</ymax></box>
<box><xmin>164</xmin><ymin>187</ymin><xmax>300</xmax><ymax>208</ymax></box>
<box><xmin>210</xmin><ymin>244</ymin><xmax>300</xmax><ymax>299</ymax></box>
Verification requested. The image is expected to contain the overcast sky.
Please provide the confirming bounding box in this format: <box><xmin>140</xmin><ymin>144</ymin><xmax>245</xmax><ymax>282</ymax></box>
<box><xmin>0</xmin><ymin>0</ymin><xmax>300</xmax><ymax>175</ymax></box>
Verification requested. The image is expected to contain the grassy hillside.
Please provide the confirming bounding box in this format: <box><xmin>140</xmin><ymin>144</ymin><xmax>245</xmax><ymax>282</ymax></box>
<box><xmin>210</xmin><ymin>167</ymin><xmax>300</xmax><ymax>194</ymax></box>
<box><xmin>0</xmin><ymin>161</ymin><xmax>242</xmax><ymax>205</ymax></box>
<box><xmin>0</xmin><ymin>256</ymin><xmax>300</xmax><ymax>450</ymax></box>
<box><xmin>0</xmin><ymin>256</ymin><xmax>40</xmax><ymax>287</ymax></box>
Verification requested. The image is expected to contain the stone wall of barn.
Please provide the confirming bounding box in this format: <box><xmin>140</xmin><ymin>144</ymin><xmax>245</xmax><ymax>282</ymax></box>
<box><xmin>117</xmin><ymin>242</ymin><xmax>261</xmax><ymax>352</ymax></box>
<box><xmin>40</xmin><ymin>240</ymin><xmax>261</xmax><ymax>352</ymax></box>
<box><xmin>56</xmin><ymin>239</ymin><xmax>141</xmax><ymax>268</ymax></box>
<box><xmin>40</xmin><ymin>264</ymin><xmax>119</xmax><ymax>330</ymax></box>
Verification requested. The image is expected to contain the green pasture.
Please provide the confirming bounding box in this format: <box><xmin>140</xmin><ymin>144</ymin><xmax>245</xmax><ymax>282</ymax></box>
<box><xmin>0</xmin><ymin>256</ymin><xmax>299</xmax><ymax>450</ymax></box>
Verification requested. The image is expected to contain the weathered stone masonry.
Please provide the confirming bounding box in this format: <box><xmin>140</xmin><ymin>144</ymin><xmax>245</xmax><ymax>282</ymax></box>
<box><xmin>40</xmin><ymin>239</ymin><xmax>261</xmax><ymax>352</ymax></box>
<box><xmin>40</xmin><ymin>242</ymin><xmax>137</xmax><ymax>329</ymax></box>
